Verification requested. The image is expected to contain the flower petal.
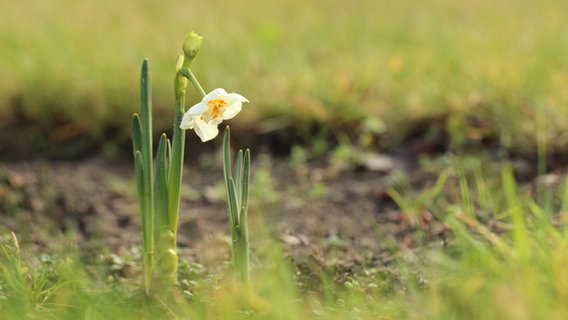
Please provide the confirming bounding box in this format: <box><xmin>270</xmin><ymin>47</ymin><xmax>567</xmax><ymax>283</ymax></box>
<box><xmin>193</xmin><ymin>117</ymin><xmax>220</xmax><ymax>142</ymax></box>
<box><xmin>227</xmin><ymin>92</ymin><xmax>249</xmax><ymax>103</ymax></box>
<box><xmin>185</xmin><ymin>88</ymin><xmax>231</xmax><ymax>116</ymax></box>
<box><xmin>204</xmin><ymin>88</ymin><xmax>227</xmax><ymax>101</ymax></box>
<box><xmin>221</xmin><ymin>102</ymin><xmax>242</xmax><ymax>120</ymax></box>
<box><xmin>180</xmin><ymin>112</ymin><xmax>196</xmax><ymax>129</ymax></box>
<box><xmin>222</xmin><ymin>93</ymin><xmax>248</xmax><ymax>119</ymax></box>
<box><xmin>185</xmin><ymin>101</ymin><xmax>208</xmax><ymax>116</ymax></box>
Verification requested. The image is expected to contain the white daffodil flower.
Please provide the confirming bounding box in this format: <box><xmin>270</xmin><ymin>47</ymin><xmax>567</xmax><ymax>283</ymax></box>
<box><xmin>180</xmin><ymin>88</ymin><xmax>249</xmax><ymax>142</ymax></box>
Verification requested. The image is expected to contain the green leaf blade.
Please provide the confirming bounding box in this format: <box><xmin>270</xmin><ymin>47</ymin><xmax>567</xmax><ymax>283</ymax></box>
<box><xmin>233</xmin><ymin>149</ymin><xmax>244</xmax><ymax>209</ymax></box>
<box><xmin>241</xmin><ymin>148</ymin><xmax>251</xmax><ymax>215</ymax></box>
<box><xmin>155</xmin><ymin>134</ymin><xmax>169</xmax><ymax>230</ymax></box>
<box><xmin>227</xmin><ymin>177</ymin><xmax>240</xmax><ymax>236</ymax></box>
<box><xmin>223</xmin><ymin>127</ymin><xmax>234</xmax><ymax>228</ymax></box>
<box><xmin>132</xmin><ymin>113</ymin><xmax>142</xmax><ymax>154</ymax></box>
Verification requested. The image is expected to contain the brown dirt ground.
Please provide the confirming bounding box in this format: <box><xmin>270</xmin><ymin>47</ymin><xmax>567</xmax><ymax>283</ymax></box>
<box><xmin>0</xmin><ymin>150</ymin><xmax>448</xmax><ymax>278</ymax></box>
<box><xmin>0</xmin><ymin>147</ymin><xmax>552</xmax><ymax>286</ymax></box>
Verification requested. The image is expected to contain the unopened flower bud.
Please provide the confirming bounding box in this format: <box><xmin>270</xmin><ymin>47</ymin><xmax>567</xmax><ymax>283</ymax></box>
<box><xmin>182</xmin><ymin>31</ymin><xmax>203</xmax><ymax>60</ymax></box>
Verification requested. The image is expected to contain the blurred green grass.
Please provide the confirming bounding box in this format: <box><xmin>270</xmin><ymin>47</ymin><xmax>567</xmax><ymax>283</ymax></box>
<box><xmin>1</xmin><ymin>0</ymin><xmax>568</xmax><ymax>154</ymax></box>
<box><xmin>3</xmin><ymin>154</ymin><xmax>568</xmax><ymax>319</ymax></box>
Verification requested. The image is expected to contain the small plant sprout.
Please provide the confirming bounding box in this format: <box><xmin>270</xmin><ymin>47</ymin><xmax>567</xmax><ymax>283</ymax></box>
<box><xmin>132</xmin><ymin>31</ymin><xmax>250</xmax><ymax>296</ymax></box>
<box><xmin>222</xmin><ymin>127</ymin><xmax>251</xmax><ymax>285</ymax></box>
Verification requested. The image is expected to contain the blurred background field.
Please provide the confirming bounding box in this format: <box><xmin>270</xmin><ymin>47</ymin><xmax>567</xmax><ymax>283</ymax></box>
<box><xmin>4</xmin><ymin>1</ymin><xmax>568</xmax><ymax>318</ymax></box>
<box><xmin>1</xmin><ymin>0</ymin><xmax>568</xmax><ymax>158</ymax></box>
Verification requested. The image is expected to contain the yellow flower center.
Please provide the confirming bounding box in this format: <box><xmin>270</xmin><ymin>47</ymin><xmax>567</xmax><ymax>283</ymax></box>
<box><xmin>201</xmin><ymin>98</ymin><xmax>228</xmax><ymax>122</ymax></box>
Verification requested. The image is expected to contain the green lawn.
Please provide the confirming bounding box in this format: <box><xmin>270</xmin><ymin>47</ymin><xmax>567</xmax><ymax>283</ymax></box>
<box><xmin>2</xmin><ymin>0</ymin><xmax>568</xmax><ymax>151</ymax></box>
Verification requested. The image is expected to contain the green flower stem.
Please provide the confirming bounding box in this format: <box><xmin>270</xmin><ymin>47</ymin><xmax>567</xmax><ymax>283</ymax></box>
<box><xmin>168</xmin><ymin>62</ymin><xmax>187</xmax><ymax>232</ymax></box>
<box><xmin>168</xmin><ymin>49</ymin><xmax>201</xmax><ymax>232</ymax></box>
<box><xmin>180</xmin><ymin>67</ymin><xmax>207</xmax><ymax>98</ymax></box>
<box><xmin>154</xmin><ymin>56</ymin><xmax>193</xmax><ymax>291</ymax></box>
<box><xmin>168</xmin><ymin>32</ymin><xmax>203</xmax><ymax>231</ymax></box>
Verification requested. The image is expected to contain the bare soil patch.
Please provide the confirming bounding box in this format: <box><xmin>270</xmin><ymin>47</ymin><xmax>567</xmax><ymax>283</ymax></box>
<box><xmin>0</xmin><ymin>149</ymin><xmax>553</xmax><ymax>286</ymax></box>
